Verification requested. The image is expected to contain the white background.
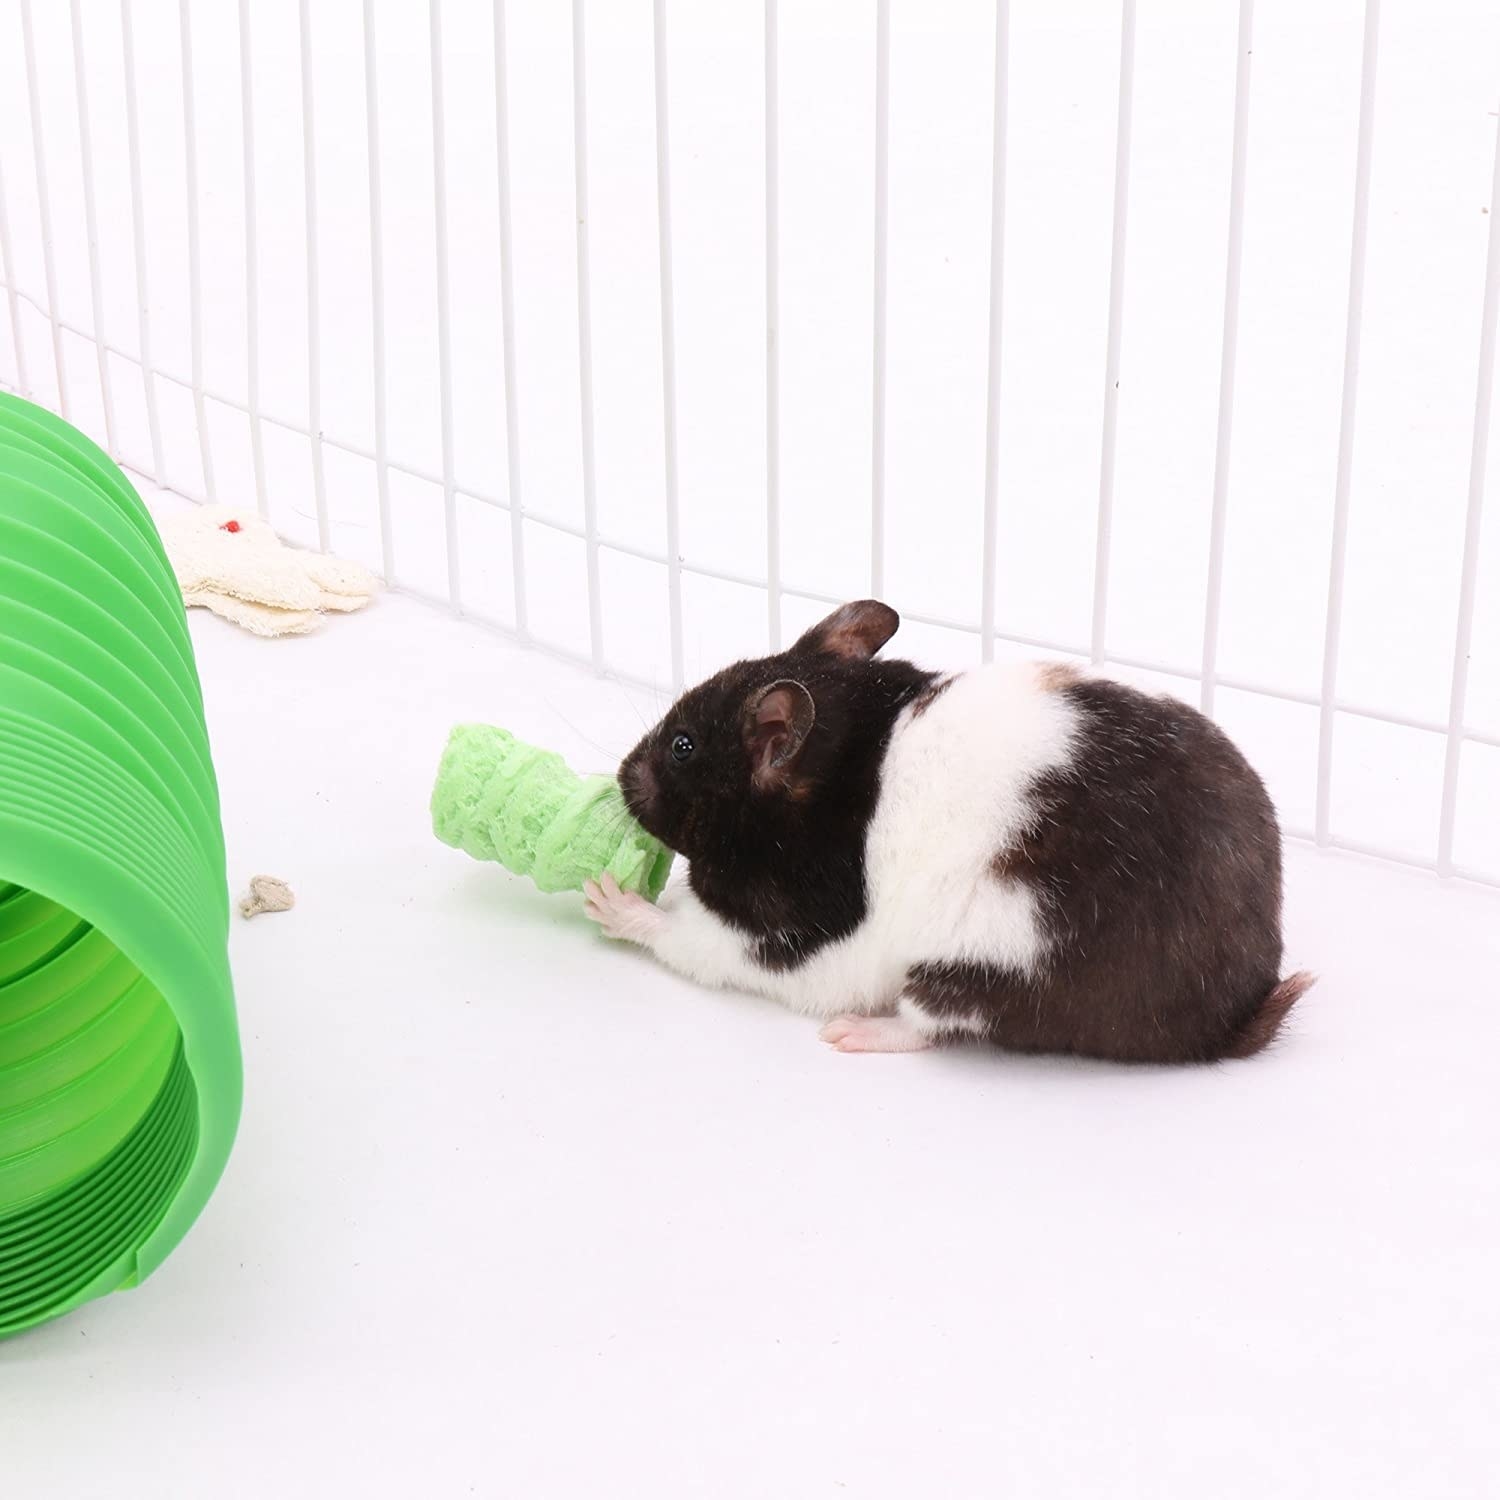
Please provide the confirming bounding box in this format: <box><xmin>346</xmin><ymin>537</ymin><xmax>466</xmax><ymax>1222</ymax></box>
<box><xmin>2</xmin><ymin>494</ymin><xmax>1498</xmax><ymax>1499</ymax></box>
<box><xmin>2</xmin><ymin>2</ymin><xmax>1500</xmax><ymax>1494</ymax></box>
<box><xmin>1</xmin><ymin>0</ymin><xmax>1499</xmax><ymax>871</ymax></box>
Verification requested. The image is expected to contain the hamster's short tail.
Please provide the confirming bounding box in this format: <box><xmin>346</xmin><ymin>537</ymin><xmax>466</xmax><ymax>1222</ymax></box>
<box><xmin>1224</xmin><ymin>971</ymin><xmax>1315</xmax><ymax>1059</ymax></box>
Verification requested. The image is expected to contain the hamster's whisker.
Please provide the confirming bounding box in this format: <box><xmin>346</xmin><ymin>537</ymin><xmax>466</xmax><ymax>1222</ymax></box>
<box><xmin>544</xmin><ymin>698</ymin><xmax>630</xmax><ymax>768</ymax></box>
<box><xmin>603</xmin><ymin>668</ymin><xmax>651</xmax><ymax>734</ymax></box>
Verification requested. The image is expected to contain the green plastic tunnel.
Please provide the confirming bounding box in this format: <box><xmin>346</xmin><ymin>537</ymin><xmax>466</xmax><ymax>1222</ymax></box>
<box><xmin>0</xmin><ymin>392</ymin><xmax>239</xmax><ymax>1337</ymax></box>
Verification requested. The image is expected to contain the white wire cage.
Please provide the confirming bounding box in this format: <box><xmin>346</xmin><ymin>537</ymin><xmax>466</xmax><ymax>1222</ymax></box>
<box><xmin>1</xmin><ymin>0</ymin><xmax>1498</xmax><ymax>888</ymax></box>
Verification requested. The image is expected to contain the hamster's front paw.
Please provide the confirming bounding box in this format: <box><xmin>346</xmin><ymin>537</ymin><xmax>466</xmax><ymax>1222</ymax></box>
<box><xmin>584</xmin><ymin>873</ymin><xmax>664</xmax><ymax>946</ymax></box>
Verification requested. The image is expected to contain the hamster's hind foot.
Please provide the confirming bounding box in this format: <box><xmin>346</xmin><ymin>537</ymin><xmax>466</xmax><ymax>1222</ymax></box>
<box><xmin>818</xmin><ymin>1013</ymin><xmax>931</xmax><ymax>1054</ymax></box>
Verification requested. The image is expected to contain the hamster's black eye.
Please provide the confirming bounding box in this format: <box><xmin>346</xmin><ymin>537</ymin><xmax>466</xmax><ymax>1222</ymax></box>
<box><xmin>670</xmin><ymin>733</ymin><xmax>695</xmax><ymax>763</ymax></box>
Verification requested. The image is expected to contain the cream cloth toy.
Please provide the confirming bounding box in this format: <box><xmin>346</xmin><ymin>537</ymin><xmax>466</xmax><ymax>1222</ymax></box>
<box><xmin>157</xmin><ymin>505</ymin><xmax>379</xmax><ymax>637</ymax></box>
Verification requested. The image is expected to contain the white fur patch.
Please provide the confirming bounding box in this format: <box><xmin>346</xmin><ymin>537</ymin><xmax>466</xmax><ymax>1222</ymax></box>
<box><xmin>898</xmin><ymin>997</ymin><xmax>990</xmax><ymax>1037</ymax></box>
<box><xmin>636</xmin><ymin>662</ymin><xmax>1079</xmax><ymax>1020</ymax></box>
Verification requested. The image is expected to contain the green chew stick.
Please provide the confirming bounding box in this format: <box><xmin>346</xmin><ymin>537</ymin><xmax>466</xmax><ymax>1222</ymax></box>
<box><xmin>431</xmin><ymin>724</ymin><xmax>674</xmax><ymax>901</ymax></box>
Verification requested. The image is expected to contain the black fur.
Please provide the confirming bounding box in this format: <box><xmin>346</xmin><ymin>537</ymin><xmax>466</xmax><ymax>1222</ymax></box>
<box><xmin>911</xmin><ymin>676</ymin><xmax>1299</xmax><ymax>1062</ymax></box>
<box><xmin>619</xmin><ymin>605</ymin><xmax>935</xmax><ymax>971</ymax></box>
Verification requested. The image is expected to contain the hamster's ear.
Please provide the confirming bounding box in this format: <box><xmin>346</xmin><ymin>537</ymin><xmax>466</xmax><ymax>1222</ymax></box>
<box><xmin>743</xmin><ymin>680</ymin><xmax>816</xmax><ymax>788</ymax></box>
<box><xmin>793</xmin><ymin>599</ymin><xmax>899</xmax><ymax>661</ymax></box>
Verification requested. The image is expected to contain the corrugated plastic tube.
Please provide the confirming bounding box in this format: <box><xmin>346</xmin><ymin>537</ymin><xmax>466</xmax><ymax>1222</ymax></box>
<box><xmin>0</xmin><ymin>392</ymin><xmax>240</xmax><ymax>1338</ymax></box>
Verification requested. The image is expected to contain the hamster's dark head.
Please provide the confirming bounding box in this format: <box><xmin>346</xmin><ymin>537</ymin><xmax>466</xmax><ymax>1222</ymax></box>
<box><xmin>617</xmin><ymin>600</ymin><xmax>906</xmax><ymax>861</ymax></box>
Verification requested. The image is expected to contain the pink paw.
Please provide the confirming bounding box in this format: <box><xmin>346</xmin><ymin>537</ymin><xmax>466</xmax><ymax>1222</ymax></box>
<box><xmin>818</xmin><ymin>1014</ymin><xmax>931</xmax><ymax>1054</ymax></box>
<box><xmin>583</xmin><ymin>873</ymin><xmax>663</xmax><ymax>945</ymax></box>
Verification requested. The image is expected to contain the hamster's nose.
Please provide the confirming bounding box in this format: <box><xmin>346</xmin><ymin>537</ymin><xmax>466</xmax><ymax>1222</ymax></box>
<box><xmin>621</xmin><ymin>756</ymin><xmax>657</xmax><ymax>813</ymax></box>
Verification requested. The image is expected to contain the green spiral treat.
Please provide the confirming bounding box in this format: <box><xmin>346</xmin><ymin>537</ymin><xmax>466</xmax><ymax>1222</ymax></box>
<box><xmin>0</xmin><ymin>392</ymin><xmax>240</xmax><ymax>1339</ymax></box>
<box><xmin>431</xmin><ymin>725</ymin><xmax>674</xmax><ymax>900</ymax></box>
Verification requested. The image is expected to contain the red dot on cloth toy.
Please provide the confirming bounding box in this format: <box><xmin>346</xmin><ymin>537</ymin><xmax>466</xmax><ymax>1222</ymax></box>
<box><xmin>220</xmin><ymin>520</ymin><xmax>242</xmax><ymax>533</ymax></box>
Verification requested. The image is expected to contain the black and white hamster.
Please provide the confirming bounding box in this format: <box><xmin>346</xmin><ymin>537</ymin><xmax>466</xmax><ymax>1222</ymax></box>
<box><xmin>584</xmin><ymin>600</ymin><xmax>1310</xmax><ymax>1062</ymax></box>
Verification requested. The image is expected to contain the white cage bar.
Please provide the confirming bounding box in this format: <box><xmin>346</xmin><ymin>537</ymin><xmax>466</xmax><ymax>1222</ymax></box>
<box><xmin>1317</xmin><ymin>0</ymin><xmax>1382</xmax><ymax>849</ymax></box>
<box><xmin>120</xmin><ymin>0</ymin><xmax>163</xmax><ymax>481</ymax></box>
<box><xmin>0</xmin><ymin>147</ymin><xmax>27</xmax><ymax>400</ymax></box>
<box><xmin>978</xmin><ymin>0</ymin><xmax>1010</xmax><ymax>665</ymax></box>
<box><xmin>67</xmin><ymin>0</ymin><xmax>115</xmax><ymax>457</ymax></box>
<box><xmin>20</xmin><ymin>0</ymin><xmax>66</xmax><ymax>422</ymax></box>
<box><xmin>237</xmin><ymin>0</ymin><xmax>267</xmax><ymax>520</ymax></box>
<box><xmin>571</xmin><ymin>0</ymin><xmax>604</xmax><ymax>670</ymax></box>
<box><xmin>1090</xmin><ymin>0</ymin><xmax>1135</xmax><ymax>669</ymax></box>
<box><xmin>176</xmin><ymin>0</ymin><xmax>214</xmax><ymax>500</ymax></box>
<box><xmin>300</xmin><ymin>0</ymin><xmax>330</xmax><ymax>555</ymax></box>
<box><xmin>1199</xmin><ymin>0</ymin><xmax>1253</xmax><ymax>718</ymax></box>
<box><xmin>1</xmin><ymin>0</ymin><xmax>1496</xmax><ymax>889</ymax></box>
<box><xmin>869</xmin><ymin>0</ymin><xmax>890</xmax><ymax>600</ymax></box>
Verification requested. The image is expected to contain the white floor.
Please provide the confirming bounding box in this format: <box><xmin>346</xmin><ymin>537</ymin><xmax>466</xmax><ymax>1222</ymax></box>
<box><xmin>4</xmin><ymin>502</ymin><xmax>1499</xmax><ymax>1500</ymax></box>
